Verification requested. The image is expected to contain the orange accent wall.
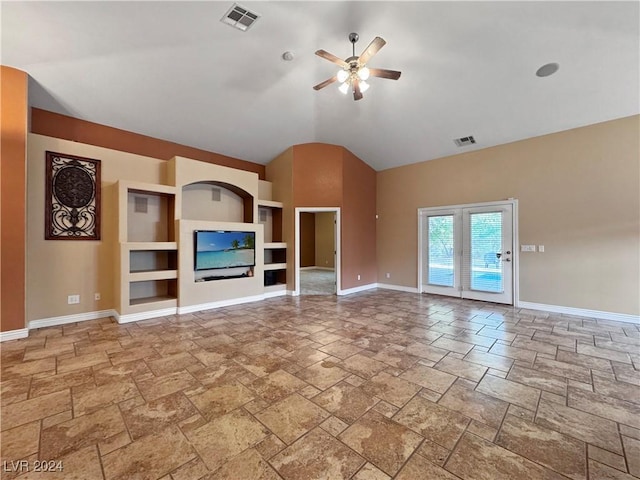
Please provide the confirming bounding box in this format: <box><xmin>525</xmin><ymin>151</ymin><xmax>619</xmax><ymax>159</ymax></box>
<box><xmin>1</xmin><ymin>66</ymin><xmax>28</xmax><ymax>332</ymax></box>
<box><xmin>278</xmin><ymin>143</ymin><xmax>376</xmax><ymax>291</ymax></box>
<box><xmin>342</xmin><ymin>149</ymin><xmax>377</xmax><ymax>288</ymax></box>
<box><xmin>292</xmin><ymin>144</ymin><xmax>343</xmax><ymax>207</ymax></box>
<box><xmin>31</xmin><ymin>108</ymin><xmax>266</xmax><ymax>179</ymax></box>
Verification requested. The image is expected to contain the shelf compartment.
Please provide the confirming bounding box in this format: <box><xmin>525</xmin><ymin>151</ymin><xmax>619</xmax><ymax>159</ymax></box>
<box><xmin>257</xmin><ymin>200</ymin><xmax>283</xmax><ymax>209</ymax></box>
<box><xmin>129</xmin><ymin>279</ymin><xmax>177</xmax><ymax>307</ymax></box>
<box><xmin>129</xmin><ymin>270</ymin><xmax>178</xmax><ymax>282</ymax></box>
<box><xmin>129</xmin><ymin>249</ymin><xmax>178</xmax><ymax>274</ymax></box>
<box><xmin>264</xmin><ymin>263</ymin><xmax>287</xmax><ymax>271</ymax></box>
<box><xmin>125</xmin><ymin>242</ymin><xmax>177</xmax><ymax>251</ymax></box>
<box><xmin>123</xmin><ymin>183</ymin><xmax>176</xmax><ymax>243</ymax></box>
<box><xmin>264</xmin><ymin>247</ymin><xmax>286</xmax><ymax>265</ymax></box>
<box><xmin>264</xmin><ymin>242</ymin><xmax>287</xmax><ymax>249</ymax></box>
<box><xmin>129</xmin><ymin>296</ymin><xmax>177</xmax><ymax>307</ymax></box>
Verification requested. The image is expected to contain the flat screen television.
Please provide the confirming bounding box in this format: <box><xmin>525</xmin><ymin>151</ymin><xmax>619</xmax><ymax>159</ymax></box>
<box><xmin>194</xmin><ymin>230</ymin><xmax>255</xmax><ymax>271</ymax></box>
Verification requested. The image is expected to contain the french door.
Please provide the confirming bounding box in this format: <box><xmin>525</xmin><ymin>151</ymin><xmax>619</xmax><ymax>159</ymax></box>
<box><xmin>419</xmin><ymin>201</ymin><xmax>515</xmax><ymax>304</ymax></box>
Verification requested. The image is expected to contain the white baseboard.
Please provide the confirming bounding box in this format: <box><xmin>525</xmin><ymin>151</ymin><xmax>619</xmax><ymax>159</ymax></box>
<box><xmin>338</xmin><ymin>283</ymin><xmax>377</xmax><ymax>295</ymax></box>
<box><xmin>177</xmin><ymin>294</ymin><xmax>265</xmax><ymax>314</ymax></box>
<box><xmin>115</xmin><ymin>307</ymin><xmax>178</xmax><ymax>324</ymax></box>
<box><xmin>0</xmin><ymin>328</ymin><xmax>29</xmax><ymax>342</ymax></box>
<box><xmin>28</xmin><ymin>309</ymin><xmax>117</xmax><ymax>330</ymax></box>
<box><xmin>376</xmin><ymin>283</ymin><xmax>420</xmax><ymax>294</ymax></box>
<box><xmin>517</xmin><ymin>301</ymin><xmax>640</xmax><ymax>324</ymax></box>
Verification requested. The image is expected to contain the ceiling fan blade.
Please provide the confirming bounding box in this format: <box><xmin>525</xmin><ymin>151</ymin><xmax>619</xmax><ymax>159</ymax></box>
<box><xmin>313</xmin><ymin>76</ymin><xmax>338</xmax><ymax>91</ymax></box>
<box><xmin>369</xmin><ymin>68</ymin><xmax>402</xmax><ymax>80</ymax></box>
<box><xmin>353</xmin><ymin>78</ymin><xmax>363</xmax><ymax>101</ymax></box>
<box><xmin>315</xmin><ymin>49</ymin><xmax>348</xmax><ymax>68</ymax></box>
<box><xmin>358</xmin><ymin>37</ymin><xmax>386</xmax><ymax>65</ymax></box>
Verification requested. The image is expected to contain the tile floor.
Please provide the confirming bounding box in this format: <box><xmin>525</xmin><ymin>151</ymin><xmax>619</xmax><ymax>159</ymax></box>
<box><xmin>1</xmin><ymin>290</ymin><xmax>639</xmax><ymax>480</ymax></box>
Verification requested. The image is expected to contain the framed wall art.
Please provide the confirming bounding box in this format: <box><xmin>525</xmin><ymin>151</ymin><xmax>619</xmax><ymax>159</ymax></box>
<box><xmin>45</xmin><ymin>151</ymin><xmax>101</xmax><ymax>240</ymax></box>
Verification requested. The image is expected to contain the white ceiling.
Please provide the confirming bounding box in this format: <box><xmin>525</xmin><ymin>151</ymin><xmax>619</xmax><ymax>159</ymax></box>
<box><xmin>2</xmin><ymin>1</ymin><xmax>638</xmax><ymax>171</ymax></box>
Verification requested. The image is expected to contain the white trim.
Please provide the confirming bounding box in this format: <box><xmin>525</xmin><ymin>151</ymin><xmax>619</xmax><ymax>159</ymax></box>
<box><xmin>28</xmin><ymin>309</ymin><xmax>117</xmax><ymax>330</ymax></box>
<box><xmin>0</xmin><ymin>328</ymin><xmax>29</xmax><ymax>342</ymax></box>
<box><xmin>115</xmin><ymin>307</ymin><xmax>177</xmax><ymax>324</ymax></box>
<box><xmin>377</xmin><ymin>283</ymin><xmax>420</xmax><ymax>293</ymax></box>
<box><xmin>295</xmin><ymin>207</ymin><xmax>341</xmax><ymax>296</ymax></box>
<box><xmin>517</xmin><ymin>301</ymin><xmax>640</xmax><ymax>324</ymax></box>
<box><xmin>177</xmin><ymin>294</ymin><xmax>265</xmax><ymax>314</ymax></box>
<box><xmin>338</xmin><ymin>283</ymin><xmax>377</xmax><ymax>296</ymax></box>
<box><xmin>263</xmin><ymin>289</ymin><xmax>288</xmax><ymax>299</ymax></box>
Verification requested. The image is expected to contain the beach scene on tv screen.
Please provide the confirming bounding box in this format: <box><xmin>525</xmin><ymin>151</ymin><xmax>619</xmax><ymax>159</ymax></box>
<box><xmin>196</xmin><ymin>231</ymin><xmax>255</xmax><ymax>270</ymax></box>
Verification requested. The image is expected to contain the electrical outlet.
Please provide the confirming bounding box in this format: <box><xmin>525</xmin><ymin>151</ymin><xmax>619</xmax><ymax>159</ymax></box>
<box><xmin>94</xmin><ymin>293</ymin><xmax>101</xmax><ymax>301</ymax></box>
<box><xmin>538</xmin><ymin>245</ymin><xmax>545</xmax><ymax>252</ymax></box>
<box><xmin>385</xmin><ymin>273</ymin><xmax>391</xmax><ymax>279</ymax></box>
<box><xmin>67</xmin><ymin>295</ymin><xmax>80</xmax><ymax>305</ymax></box>
<box><xmin>357</xmin><ymin>275</ymin><xmax>361</xmax><ymax>281</ymax></box>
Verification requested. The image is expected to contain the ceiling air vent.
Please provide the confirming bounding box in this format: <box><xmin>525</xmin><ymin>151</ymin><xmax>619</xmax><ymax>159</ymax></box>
<box><xmin>454</xmin><ymin>136</ymin><xmax>476</xmax><ymax>147</ymax></box>
<box><xmin>221</xmin><ymin>3</ymin><xmax>260</xmax><ymax>31</ymax></box>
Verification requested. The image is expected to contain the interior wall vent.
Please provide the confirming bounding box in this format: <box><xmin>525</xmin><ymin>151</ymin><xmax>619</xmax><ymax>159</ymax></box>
<box><xmin>134</xmin><ymin>196</ymin><xmax>148</xmax><ymax>213</ymax></box>
<box><xmin>211</xmin><ymin>188</ymin><xmax>221</xmax><ymax>202</ymax></box>
<box><xmin>454</xmin><ymin>136</ymin><xmax>476</xmax><ymax>147</ymax></box>
<box><xmin>259</xmin><ymin>208</ymin><xmax>267</xmax><ymax>222</ymax></box>
<box><xmin>221</xmin><ymin>3</ymin><xmax>260</xmax><ymax>31</ymax></box>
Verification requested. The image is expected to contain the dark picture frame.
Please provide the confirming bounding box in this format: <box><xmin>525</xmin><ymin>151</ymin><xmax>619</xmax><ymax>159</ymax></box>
<box><xmin>45</xmin><ymin>151</ymin><xmax>101</xmax><ymax>240</ymax></box>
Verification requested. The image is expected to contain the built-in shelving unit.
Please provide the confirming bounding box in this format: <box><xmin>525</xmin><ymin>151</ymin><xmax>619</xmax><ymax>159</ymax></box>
<box><xmin>117</xmin><ymin>181</ymin><xmax>178</xmax><ymax>317</ymax></box>
<box><xmin>116</xmin><ymin>162</ymin><xmax>290</xmax><ymax>322</ymax></box>
<box><xmin>259</xmin><ymin>200</ymin><xmax>287</xmax><ymax>292</ymax></box>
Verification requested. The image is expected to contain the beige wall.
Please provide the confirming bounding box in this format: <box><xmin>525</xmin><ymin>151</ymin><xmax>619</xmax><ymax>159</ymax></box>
<box><xmin>177</xmin><ymin>220</ymin><xmax>264</xmax><ymax>308</ymax></box>
<box><xmin>300</xmin><ymin>213</ymin><xmax>316</xmax><ymax>267</ymax></box>
<box><xmin>377</xmin><ymin>115</ymin><xmax>640</xmax><ymax>315</ymax></box>
<box><xmin>27</xmin><ymin>134</ymin><xmax>166</xmax><ymax>322</ymax></box>
<box><xmin>315</xmin><ymin>212</ymin><xmax>335</xmax><ymax>268</ymax></box>
<box><xmin>181</xmin><ymin>184</ymin><xmax>243</xmax><ymax>223</ymax></box>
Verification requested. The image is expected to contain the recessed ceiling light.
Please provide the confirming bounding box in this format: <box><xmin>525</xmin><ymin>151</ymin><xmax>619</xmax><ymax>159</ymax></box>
<box><xmin>536</xmin><ymin>63</ymin><xmax>560</xmax><ymax>77</ymax></box>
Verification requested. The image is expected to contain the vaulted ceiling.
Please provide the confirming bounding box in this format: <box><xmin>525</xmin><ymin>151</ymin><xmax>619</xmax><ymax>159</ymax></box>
<box><xmin>2</xmin><ymin>1</ymin><xmax>638</xmax><ymax>170</ymax></box>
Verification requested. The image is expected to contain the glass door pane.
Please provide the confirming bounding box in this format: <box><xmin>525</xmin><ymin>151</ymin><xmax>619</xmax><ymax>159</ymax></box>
<box><xmin>469</xmin><ymin>211</ymin><xmax>503</xmax><ymax>293</ymax></box>
<box><xmin>428</xmin><ymin>215</ymin><xmax>455</xmax><ymax>287</ymax></box>
<box><xmin>461</xmin><ymin>205</ymin><xmax>513</xmax><ymax>304</ymax></box>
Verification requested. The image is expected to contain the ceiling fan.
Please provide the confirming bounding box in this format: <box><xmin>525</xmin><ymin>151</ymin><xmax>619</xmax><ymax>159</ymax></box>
<box><xmin>313</xmin><ymin>32</ymin><xmax>401</xmax><ymax>101</ymax></box>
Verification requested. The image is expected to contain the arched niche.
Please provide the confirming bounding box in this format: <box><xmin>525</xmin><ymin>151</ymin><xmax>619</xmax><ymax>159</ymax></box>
<box><xmin>181</xmin><ymin>181</ymin><xmax>254</xmax><ymax>223</ymax></box>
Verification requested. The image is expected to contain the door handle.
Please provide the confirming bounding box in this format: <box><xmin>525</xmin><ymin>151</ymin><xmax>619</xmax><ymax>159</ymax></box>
<box><xmin>503</xmin><ymin>258</ymin><xmax>511</xmax><ymax>262</ymax></box>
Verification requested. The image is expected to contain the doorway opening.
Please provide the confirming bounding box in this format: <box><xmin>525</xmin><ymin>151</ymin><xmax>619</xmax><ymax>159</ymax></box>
<box><xmin>295</xmin><ymin>208</ymin><xmax>340</xmax><ymax>296</ymax></box>
<box><xmin>418</xmin><ymin>200</ymin><xmax>518</xmax><ymax>305</ymax></box>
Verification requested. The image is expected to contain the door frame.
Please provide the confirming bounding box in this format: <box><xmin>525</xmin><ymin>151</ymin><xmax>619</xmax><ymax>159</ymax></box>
<box><xmin>294</xmin><ymin>207</ymin><xmax>341</xmax><ymax>296</ymax></box>
<box><xmin>417</xmin><ymin>199</ymin><xmax>519</xmax><ymax>306</ymax></box>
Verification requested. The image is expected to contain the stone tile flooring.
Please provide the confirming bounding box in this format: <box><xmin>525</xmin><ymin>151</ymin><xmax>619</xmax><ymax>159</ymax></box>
<box><xmin>1</xmin><ymin>290</ymin><xmax>639</xmax><ymax>479</ymax></box>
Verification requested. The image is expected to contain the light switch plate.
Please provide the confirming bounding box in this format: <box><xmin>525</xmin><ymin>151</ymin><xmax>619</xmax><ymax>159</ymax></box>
<box><xmin>521</xmin><ymin>245</ymin><xmax>536</xmax><ymax>252</ymax></box>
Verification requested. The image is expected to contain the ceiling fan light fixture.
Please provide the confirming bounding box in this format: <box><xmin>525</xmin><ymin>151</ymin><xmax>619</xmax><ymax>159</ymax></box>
<box><xmin>358</xmin><ymin>67</ymin><xmax>370</xmax><ymax>81</ymax></box>
<box><xmin>313</xmin><ymin>32</ymin><xmax>401</xmax><ymax>101</ymax></box>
